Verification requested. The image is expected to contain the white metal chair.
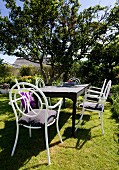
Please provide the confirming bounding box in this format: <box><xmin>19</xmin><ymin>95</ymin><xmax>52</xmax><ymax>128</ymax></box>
<box><xmin>36</xmin><ymin>77</ymin><xmax>51</xmax><ymax>105</ymax></box>
<box><xmin>70</xmin><ymin>77</ymin><xmax>81</xmax><ymax>85</ymax></box>
<box><xmin>75</xmin><ymin>80</ymin><xmax>112</xmax><ymax>135</ymax></box>
<box><xmin>9</xmin><ymin>82</ymin><xmax>63</xmax><ymax>165</ymax></box>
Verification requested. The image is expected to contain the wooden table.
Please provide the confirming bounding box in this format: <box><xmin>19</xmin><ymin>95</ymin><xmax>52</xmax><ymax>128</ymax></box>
<box><xmin>39</xmin><ymin>84</ymin><xmax>90</xmax><ymax>136</ymax></box>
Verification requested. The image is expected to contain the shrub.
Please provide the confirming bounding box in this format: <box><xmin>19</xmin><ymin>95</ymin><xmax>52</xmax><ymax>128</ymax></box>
<box><xmin>19</xmin><ymin>65</ymin><xmax>34</xmax><ymax>76</ymax></box>
<box><xmin>0</xmin><ymin>64</ymin><xmax>12</xmax><ymax>82</ymax></box>
<box><xmin>110</xmin><ymin>85</ymin><xmax>119</xmax><ymax>118</ymax></box>
<box><xmin>17</xmin><ymin>76</ymin><xmax>36</xmax><ymax>84</ymax></box>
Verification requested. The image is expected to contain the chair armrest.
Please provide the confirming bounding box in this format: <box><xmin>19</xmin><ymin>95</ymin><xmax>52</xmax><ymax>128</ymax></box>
<box><xmin>85</xmin><ymin>94</ymin><xmax>101</xmax><ymax>100</ymax></box>
<box><xmin>84</xmin><ymin>94</ymin><xmax>106</xmax><ymax>104</ymax></box>
<box><xmin>48</xmin><ymin>99</ymin><xmax>63</xmax><ymax>109</ymax></box>
<box><xmin>89</xmin><ymin>86</ymin><xmax>101</xmax><ymax>91</ymax></box>
<box><xmin>87</xmin><ymin>89</ymin><xmax>102</xmax><ymax>95</ymax></box>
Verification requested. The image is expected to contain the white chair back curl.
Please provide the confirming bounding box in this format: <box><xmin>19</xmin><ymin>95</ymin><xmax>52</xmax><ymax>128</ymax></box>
<box><xmin>35</xmin><ymin>77</ymin><xmax>51</xmax><ymax>105</ymax></box>
<box><xmin>36</xmin><ymin>77</ymin><xmax>45</xmax><ymax>87</ymax></box>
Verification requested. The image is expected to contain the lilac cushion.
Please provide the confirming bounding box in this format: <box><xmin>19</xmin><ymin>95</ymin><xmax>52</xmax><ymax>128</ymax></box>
<box><xmin>18</xmin><ymin>109</ymin><xmax>57</xmax><ymax>127</ymax></box>
<box><xmin>20</xmin><ymin>92</ymin><xmax>36</xmax><ymax>113</ymax></box>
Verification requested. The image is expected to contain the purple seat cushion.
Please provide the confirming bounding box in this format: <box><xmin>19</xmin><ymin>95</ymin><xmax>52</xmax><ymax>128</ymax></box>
<box><xmin>80</xmin><ymin>101</ymin><xmax>103</xmax><ymax>111</ymax></box>
<box><xmin>18</xmin><ymin>109</ymin><xmax>57</xmax><ymax>127</ymax></box>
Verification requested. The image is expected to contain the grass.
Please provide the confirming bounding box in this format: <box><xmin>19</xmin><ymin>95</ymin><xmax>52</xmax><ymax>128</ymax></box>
<box><xmin>0</xmin><ymin>94</ymin><xmax>118</xmax><ymax>170</ymax></box>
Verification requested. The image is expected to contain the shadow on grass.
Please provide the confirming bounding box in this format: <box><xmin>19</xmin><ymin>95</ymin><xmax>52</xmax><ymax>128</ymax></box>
<box><xmin>59</xmin><ymin>114</ymin><xmax>91</xmax><ymax>149</ymax></box>
<box><xmin>62</xmin><ymin>126</ymin><xmax>91</xmax><ymax>149</ymax></box>
<box><xmin>0</xmin><ymin>95</ymin><xmax>71</xmax><ymax>169</ymax></box>
<box><xmin>0</xmin><ymin>112</ymin><xmax>71</xmax><ymax>169</ymax></box>
<box><xmin>75</xmin><ymin>114</ymin><xmax>90</xmax><ymax>125</ymax></box>
<box><xmin>62</xmin><ymin>125</ymin><xmax>102</xmax><ymax>151</ymax></box>
<box><xmin>61</xmin><ymin>114</ymin><xmax>103</xmax><ymax>150</ymax></box>
<box><xmin>0</xmin><ymin>120</ymin><xmax>47</xmax><ymax>169</ymax></box>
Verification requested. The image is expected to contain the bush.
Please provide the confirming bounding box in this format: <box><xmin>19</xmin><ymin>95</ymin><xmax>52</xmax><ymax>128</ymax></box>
<box><xmin>19</xmin><ymin>65</ymin><xmax>34</xmax><ymax>76</ymax></box>
<box><xmin>112</xmin><ymin>95</ymin><xmax>119</xmax><ymax>118</ymax></box>
<box><xmin>110</xmin><ymin>85</ymin><xmax>119</xmax><ymax>118</ymax></box>
<box><xmin>17</xmin><ymin>76</ymin><xmax>36</xmax><ymax>84</ymax></box>
<box><xmin>0</xmin><ymin>64</ymin><xmax>12</xmax><ymax>82</ymax></box>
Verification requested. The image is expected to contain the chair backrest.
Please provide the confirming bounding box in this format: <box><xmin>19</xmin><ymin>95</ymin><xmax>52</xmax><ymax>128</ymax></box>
<box><xmin>100</xmin><ymin>79</ymin><xmax>107</xmax><ymax>95</ymax></box>
<box><xmin>36</xmin><ymin>78</ymin><xmax>45</xmax><ymax>88</ymax></box>
<box><xmin>9</xmin><ymin>82</ymin><xmax>49</xmax><ymax>120</ymax></box>
<box><xmin>102</xmin><ymin>80</ymin><xmax>111</xmax><ymax>100</ymax></box>
<box><xmin>70</xmin><ymin>77</ymin><xmax>81</xmax><ymax>85</ymax></box>
<box><xmin>15</xmin><ymin>78</ymin><xmax>20</xmax><ymax>89</ymax></box>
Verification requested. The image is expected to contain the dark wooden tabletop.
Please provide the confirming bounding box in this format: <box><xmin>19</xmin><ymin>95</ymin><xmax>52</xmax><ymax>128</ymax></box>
<box><xmin>39</xmin><ymin>84</ymin><xmax>89</xmax><ymax>99</ymax></box>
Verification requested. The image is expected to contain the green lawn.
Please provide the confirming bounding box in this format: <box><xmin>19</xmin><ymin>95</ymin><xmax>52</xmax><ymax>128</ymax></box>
<box><xmin>0</xmin><ymin>94</ymin><xmax>118</xmax><ymax>170</ymax></box>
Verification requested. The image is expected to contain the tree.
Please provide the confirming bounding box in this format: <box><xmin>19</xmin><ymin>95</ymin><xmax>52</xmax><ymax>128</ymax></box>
<box><xmin>75</xmin><ymin>4</ymin><xmax>119</xmax><ymax>85</ymax></box>
<box><xmin>0</xmin><ymin>58</ymin><xmax>12</xmax><ymax>82</ymax></box>
<box><xmin>0</xmin><ymin>0</ymin><xmax>81</xmax><ymax>82</ymax></box>
<box><xmin>0</xmin><ymin>0</ymin><xmax>119</xmax><ymax>84</ymax></box>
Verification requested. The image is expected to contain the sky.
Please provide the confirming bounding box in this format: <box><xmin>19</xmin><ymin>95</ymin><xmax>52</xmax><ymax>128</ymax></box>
<box><xmin>0</xmin><ymin>0</ymin><xmax>117</xmax><ymax>64</ymax></box>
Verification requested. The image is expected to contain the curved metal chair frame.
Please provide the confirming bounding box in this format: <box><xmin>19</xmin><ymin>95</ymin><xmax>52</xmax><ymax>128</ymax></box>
<box><xmin>9</xmin><ymin>82</ymin><xmax>63</xmax><ymax>165</ymax></box>
<box><xmin>36</xmin><ymin>77</ymin><xmax>51</xmax><ymax>105</ymax></box>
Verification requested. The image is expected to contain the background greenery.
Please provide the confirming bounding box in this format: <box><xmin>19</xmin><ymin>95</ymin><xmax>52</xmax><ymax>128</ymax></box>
<box><xmin>0</xmin><ymin>57</ymin><xmax>119</xmax><ymax>118</ymax></box>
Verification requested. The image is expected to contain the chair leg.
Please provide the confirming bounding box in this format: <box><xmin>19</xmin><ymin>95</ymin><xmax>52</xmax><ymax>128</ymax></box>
<box><xmin>29</xmin><ymin>127</ymin><xmax>32</xmax><ymax>137</ymax></box>
<box><xmin>56</xmin><ymin>119</ymin><xmax>63</xmax><ymax>143</ymax></box>
<box><xmin>47</xmin><ymin>97</ymin><xmax>51</xmax><ymax>106</ymax></box>
<box><xmin>11</xmin><ymin>123</ymin><xmax>19</xmax><ymax>156</ymax></box>
<box><xmin>75</xmin><ymin>108</ymin><xmax>85</xmax><ymax>132</ymax></box>
<box><xmin>100</xmin><ymin>112</ymin><xmax>104</xmax><ymax>135</ymax></box>
<box><xmin>98</xmin><ymin>112</ymin><xmax>101</xmax><ymax>118</ymax></box>
<box><xmin>45</xmin><ymin>126</ymin><xmax>51</xmax><ymax>165</ymax></box>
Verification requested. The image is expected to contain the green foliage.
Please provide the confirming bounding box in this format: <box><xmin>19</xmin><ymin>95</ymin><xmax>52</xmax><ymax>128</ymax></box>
<box><xmin>17</xmin><ymin>75</ymin><xmax>36</xmax><ymax>84</ymax></box>
<box><xmin>113</xmin><ymin>65</ymin><xmax>119</xmax><ymax>76</ymax></box>
<box><xmin>0</xmin><ymin>1</ymin><xmax>119</xmax><ymax>84</ymax></box>
<box><xmin>0</xmin><ymin>61</ymin><xmax>12</xmax><ymax>82</ymax></box>
<box><xmin>0</xmin><ymin>76</ymin><xmax>15</xmax><ymax>87</ymax></box>
<box><xmin>112</xmin><ymin>96</ymin><xmax>119</xmax><ymax>117</ymax></box>
<box><xmin>69</xmin><ymin>62</ymin><xmax>81</xmax><ymax>78</ymax></box>
<box><xmin>111</xmin><ymin>84</ymin><xmax>119</xmax><ymax>94</ymax></box>
<box><xmin>1</xmin><ymin>1</ymin><xmax>119</xmax><ymax>82</ymax></box>
<box><xmin>113</xmin><ymin>65</ymin><xmax>119</xmax><ymax>84</ymax></box>
<box><xmin>110</xmin><ymin>85</ymin><xmax>119</xmax><ymax>117</ymax></box>
<box><xmin>19</xmin><ymin>65</ymin><xmax>34</xmax><ymax>77</ymax></box>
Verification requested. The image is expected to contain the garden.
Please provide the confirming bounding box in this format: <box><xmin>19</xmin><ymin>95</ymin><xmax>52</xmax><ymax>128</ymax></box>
<box><xmin>0</xmin><ymin>0</ymin><xmax>119</xmax><ymax>169</ymax></box>
<box><xmin>0</xmin><ymin>93</ymin><xmax>118</xmax><ymax>170</ymax></box>
<box><xmin>0</xmin><ymin>62</ymin><xmax>119</xmax><ymax>169</ymax></box>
